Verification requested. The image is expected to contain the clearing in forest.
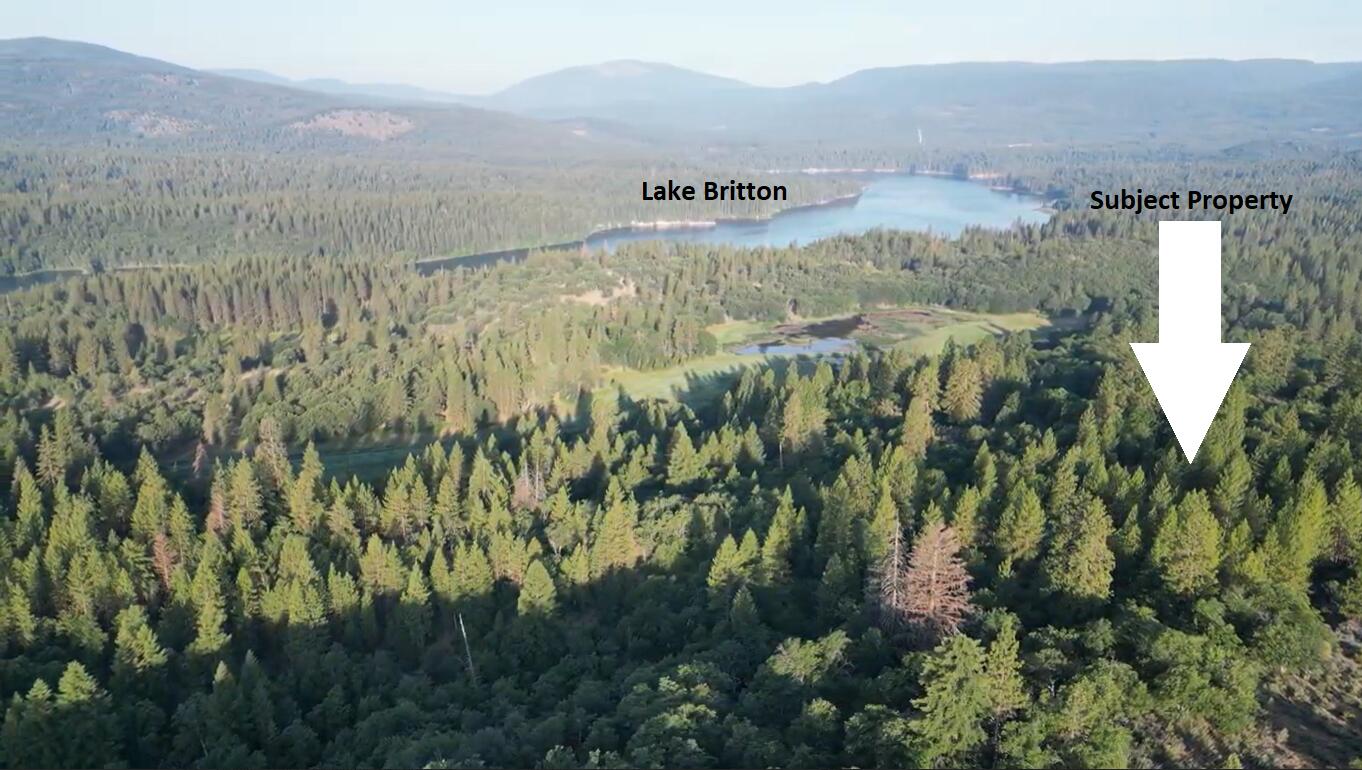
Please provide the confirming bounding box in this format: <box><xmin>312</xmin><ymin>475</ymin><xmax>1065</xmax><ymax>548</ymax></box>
<box><xmin>605</xmin><ymin>305</ymin><xmax>1051</xmax><ymax>402</ymax></box>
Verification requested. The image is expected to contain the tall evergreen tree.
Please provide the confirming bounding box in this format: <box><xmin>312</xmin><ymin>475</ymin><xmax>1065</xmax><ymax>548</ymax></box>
<box><xmin>1150</xmin><ymin>490</ymin><xmax>1223</xmax><ymax>596</ymax></box>
<box><xmin>910</xmin><ymin>634</ymin><xmax>989</xmax><ymax>767</ymax></box>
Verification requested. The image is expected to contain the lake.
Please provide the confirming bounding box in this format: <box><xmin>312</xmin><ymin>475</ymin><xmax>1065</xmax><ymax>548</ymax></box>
<box><xmin>0</xmin><ymin>269</ymin><xmax>85</xmax><ymax>295</ymax></box>
<box><xmin>416</xmin><ymin>173</ymin><xmax>1049</xmax><ymax>274</ymax></box>
<box><xmin>735</xmin><ymin>336</ymin><xmax>858</xmax><ymax>356</ymax></box>
<box><xmin>588</xmin><ymin>174</ymin><xmax>1047</xmax><ymax>252</ymax></box>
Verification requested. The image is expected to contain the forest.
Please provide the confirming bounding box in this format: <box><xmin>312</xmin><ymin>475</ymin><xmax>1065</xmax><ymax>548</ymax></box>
<box><xmin>0</xmin><ymin>150</ymin><xmax>855</xmax><ymax>274</ymax></box>
<box><xmin>0</xmin><ymin>140</ymin><xmax>1360</xmax><ymax>769</ymax></box>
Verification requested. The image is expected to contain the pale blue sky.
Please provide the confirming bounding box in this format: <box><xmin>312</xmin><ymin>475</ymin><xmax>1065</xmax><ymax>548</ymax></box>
<box><xmin>7</xmin><ymin>0</ymin><xmax>1359</xmax><ymax>93</ymax></box>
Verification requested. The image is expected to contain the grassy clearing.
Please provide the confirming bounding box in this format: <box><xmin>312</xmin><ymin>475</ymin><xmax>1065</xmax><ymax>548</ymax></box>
<box><xmin>603</xmin><ymin>351</ymin><xmax>771</xmax><ymax>402</ymax></box>
<box><xmin>864</xmin><ymin>307</ymin><xmax>1048</xmax><ymax>355</ymax></box>
<box><xmin>607</xmin><ymin>305</ymin><xmax>1053</xmax><ymax>402</ymax></box>
<box><xmin>706</xmin><ymin>319</ymin><xmax>771</xmax><ymax>346</ymax></box>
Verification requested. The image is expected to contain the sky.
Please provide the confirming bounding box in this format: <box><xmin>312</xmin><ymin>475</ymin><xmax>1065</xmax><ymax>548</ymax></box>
<box><xmin>7</xmin><ymin>0</ymin><xmax>1360</xmax><ymax>93</ymax></box>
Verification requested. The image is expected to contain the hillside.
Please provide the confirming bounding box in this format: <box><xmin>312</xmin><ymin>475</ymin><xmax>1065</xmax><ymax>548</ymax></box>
<box><xmin>0</xmin><ymin>37</ymin><xmax>624</xmax><ymax>160</ymax></box>
<box><xmin>10</xmin><ymin>41</ymin><xmax>1361</xmax><ymax>157</ymax></box>
<box><xmin>475</xmin><ymin>59</ymin><xmax>753</xmax><ymax>116</ymax></box>
<box><xmin>472</xmin><ymin>58</ymin><xmax>1362</xmax><ymax>150</ymax></box>
<box><xmin>209</xmin><ymin>67</ymin><xmax>468</xmax><ymax>104</ymax></box>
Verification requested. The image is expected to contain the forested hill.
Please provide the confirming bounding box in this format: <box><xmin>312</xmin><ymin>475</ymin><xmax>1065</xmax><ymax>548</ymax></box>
<box><xmin>0</xmin><ymin>38</ymin><xmax>629</xmax><ymax>160</ymax></box>
<box><xmin>2</xmin><ymin>36</ymin><xmax>1362</xmax><ymax>766</ymax></box>
<box><xmin>9</xmin><ymin>39</ymin><xmax>1362</xmax><ymax>156</ymax></box>
<box><xmin>471</xmin><ymin>60</ymin><xmax>753</xmax><ymax>115</ymax></box>
<box><xmin>2</xmin><ymin>211</ymin><xmax>1362</xmax><ymax>766</ymax></box>
<box><xmin>469</xmin><ymin>58</ymin><xmax>1362</xmax><ymax>149</ymax></box>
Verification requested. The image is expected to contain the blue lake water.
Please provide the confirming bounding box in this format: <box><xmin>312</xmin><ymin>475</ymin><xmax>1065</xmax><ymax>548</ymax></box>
<box><xmin>584</xmin><ymin>174</ymin><xmax>1048</xmax><ymax>252</ymax></box>
<box><xmin>416</xmin><ymin>174</ymin><xmax>1049</xmax><ymax>273</ymax></box>
<box><xmin>735</xmin><ymin>336</ymin><xmax>859</xmax><ymax>356</ymax></box>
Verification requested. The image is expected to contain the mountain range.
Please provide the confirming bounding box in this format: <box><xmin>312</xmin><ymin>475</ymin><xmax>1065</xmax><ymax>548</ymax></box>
<box><xmin>5</xmin><ymin>36</ymin><xmax>1362</xmax><ymax>154</ymax></box>
<box><xmin>207</xmin><ymin>68</ymin><xmax>469</xmax><ymax>104</ymax></box>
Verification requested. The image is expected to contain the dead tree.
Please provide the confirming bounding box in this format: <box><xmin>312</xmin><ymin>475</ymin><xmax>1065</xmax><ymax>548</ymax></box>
<box><xmin>871</xmin><ymin>520</ymin><xmax>911</xmax><ymax>631</ymax></box>
<box><xmin>876</xmin><ymin>521</ymin><xmax>972</xmax><ymax>645</ymax></box>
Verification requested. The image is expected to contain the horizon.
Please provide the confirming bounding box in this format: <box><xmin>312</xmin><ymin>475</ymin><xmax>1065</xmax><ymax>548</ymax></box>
<box><xmin>7</xmin><ymin>0</ymin><xmax>1361</xmax><ymax>93</ymax></box>
<box><xmin>8</xmin><ymin>34</ymin><xmax>1360</xmax><ymax>98</ymax></box>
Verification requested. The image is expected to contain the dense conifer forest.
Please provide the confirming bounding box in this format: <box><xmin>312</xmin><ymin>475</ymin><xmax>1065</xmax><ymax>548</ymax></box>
<box><xmin>0</xmin><ymin>150</ymin><xmax>857</xmax><ymax>273</ymax></box>
<box><xmin>3</xmin><ymin>34</ymin><xmax>1362</xmax><ymax>770</ymax></box>
<box><xmin>0</xmin><ymin>146</ymin><xmax>1360</xmax><ymax>767</ymax></box>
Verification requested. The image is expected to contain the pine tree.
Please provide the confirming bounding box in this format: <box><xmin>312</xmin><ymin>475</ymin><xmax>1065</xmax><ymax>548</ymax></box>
<box><xmin>910</xmin><ymin>634</ymin><xmax>988</xmax><ymax>767</ymax></box>
<box><xmin>996</xmin><ymin>485</ymin><xmax>1045</xmax><ymax>575</ymax></box>
<box><xmin>0</xmin><ymin>680</ymin><xmax>57</xmax><ymax>768</ymax></box>
<box><xmin>871</xmin><ymin>511</ymin><xmax>910</xmax><ymax>632</ymax></box>
<box><xmin>1043</xmin><ymin>495</ymin><xmax>1115</xmax><ymax>601</ymax></box>
<box><xmin>941</xmin><ymin>357</ymin><xmax>984</xmax><ymax>423</ymax></box>
<box><xmin>1266</xmin><ymin>472</ymin><xmax>1329</xmax><ymax>590</ymax></box>
<box><xmin>35</xmin><ymin>424</ymin><xmax>69</xmax><ymax>489</ymax></box>
<box><xmin>187</xmin><ymin>559</ymin><xmax>230</xmax><ymax>664</ymax></box>
<box><xmin>253</xmin><ymin>416</ymin><xmax>293</xmax><ymax>495</ymax></box>
<box><xmin>736</xmin><ymin>529</ymin><xmax>761</xmax><ymax>580</ymax></box>
<box><xmin>433</xmin><ymin>471</ymin><xmax>464</xmax><ymax>542</ymax></box>
<box><xmin>7</xmin><ymin>662</ymin><xmax>123</xmax><ymax>765</ymax></box>
<box><xmin>814</xmin><ymin>499</ymin><xmax>855</xmax><ymax>572</ymax></box>
<box><xmin>817</xmin><ymin>553</ymin><xmax>859</xmax><ymax>626</ymax></box>
<box><xmin>902</xmin><ymin>522</ymin><xmax>972</xmax><ymax>643</ymax></box>
<box><xmin>951</xmin><ymin>486</ymin><xmax>983</xmax><ymax>553</ymax></box>
<box><xmin>287</xmin><ymin>443</ymin><xmax>325</xmax><ymax>532</ymax></box>
<box><xmin>358</xmin><ymin>534</ymin><xmax>404</xmax><ymax>595</ymax></box>
<box><xmin>1213</xmin><ymin>452</ymin><xmax>1254</xmax><ymax>520</ymax></box>
<box><xmin>707</xmin><ymin>535</ymin><xmax>743</xmax><ymax>596</ymax></box>
<box><xmin>590</xmin><ymin>480</ymin><xmax>641</xmax><ymax>576</ymax></box>
<box><xmin>666</xmin><ymin>423</ymin><xmax>705</xmax><ymax>490</ymax></box>
<box><xmin>779</xmin><ymin>378</ymin><xmax>828</xmax><ymax>463</ymax></box>
<box><xmin>130</xmin><ymin>451</ymin><xmax>169</xmax><ymax>542</ymax></box>
<box><xmin>452</xmin><ymin>540</ymin><xmax>495</xmax><ymax>614</ymax></box>
<box><xmin>761</xmin><ymin>488</ymin><xmax>801</xmax><ymax>583</ymax></box>
<box><xmin>982</xmin><ymin>613</ymin><xmax>1029</xmax><ymax>730</ymax></box>
<box><xmin>12</xmin><ymin>460</ymin><xmax>46</xmax><ymax>554</ymax></box>
<box><xmin>1328</xmin><ymin>469</ymin><xmax>1362</xmax><ymax>562</ymax></box>
<box><xmin>393</xmin><ymin>566</ymin><xmax>431</xmax><ymax>663</ymax></box>
<box><xmin>227</xmin><ymin>459</ymin><xmax>264</xmax><ymax>531</ymax></box>
<box><xmin>864</xmin><ymin>479</ymin><xmax>901</xmax><ymax>565</ymax></box>
<box><xmin>910</xmin><ymin>359</ymin><xmax>941</xmax><ymax>408</ymax></box>
<box><xmin>899</xmin><ymin>396</ymin><xmax>935</xmax><ymax>459</ymax></box>
<box><xmin>517</xmin><ymin>559</ymin><xmax>558</xmax><ymax>615</ymax></box>
<box><xmin>1150</xmin><ymin>490</ymin><xmax>1223</xmax><ymax>596</ymax></box>
<box><xmin>1046</xmin><ymin>450</ymin><xmax>1078</xmax><ymax>513</ymax></box>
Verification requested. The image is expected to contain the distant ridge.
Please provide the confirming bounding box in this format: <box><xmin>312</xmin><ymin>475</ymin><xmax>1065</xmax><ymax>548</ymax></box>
<box><xmin>476</xmin><ymin>60</ymin><xmax>754</xmax><ymax>114</ymax></box>
<box><xmin>209</xmin><ymin>68</ymin><xmax>469</xmax><ymax>104</ymax></box>
<box><xmin>0</xmin><ymin>37</ymin><xmax>631</xmax><ymax>159</ymax></box>
<box><xmin>5</xmin><ymin>37</ymin><xmax>1362</xmax><ymax>151</ymax></box>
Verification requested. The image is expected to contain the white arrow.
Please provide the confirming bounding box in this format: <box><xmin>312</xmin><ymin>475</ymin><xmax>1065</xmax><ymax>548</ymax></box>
<box><xmin>1130</xmin><ymin>221</ymin><xmax>1250</xmax><ymax>463</ymax></box>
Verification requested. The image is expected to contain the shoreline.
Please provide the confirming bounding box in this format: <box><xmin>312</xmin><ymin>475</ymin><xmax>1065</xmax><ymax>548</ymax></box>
<box><xmin>414</xmin><ymin>189</ymin><xmax>865</xmax><ymax>273</ymax></box>
<box><xmin>415</xmin><ymin>169</ymin><xmax>1051</xmax><ymax>273</ymax></box>
<box><xmin>8</xmin><ymin>170</ymin><xmax>1050</xmax><ymax>285</ymax></box>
